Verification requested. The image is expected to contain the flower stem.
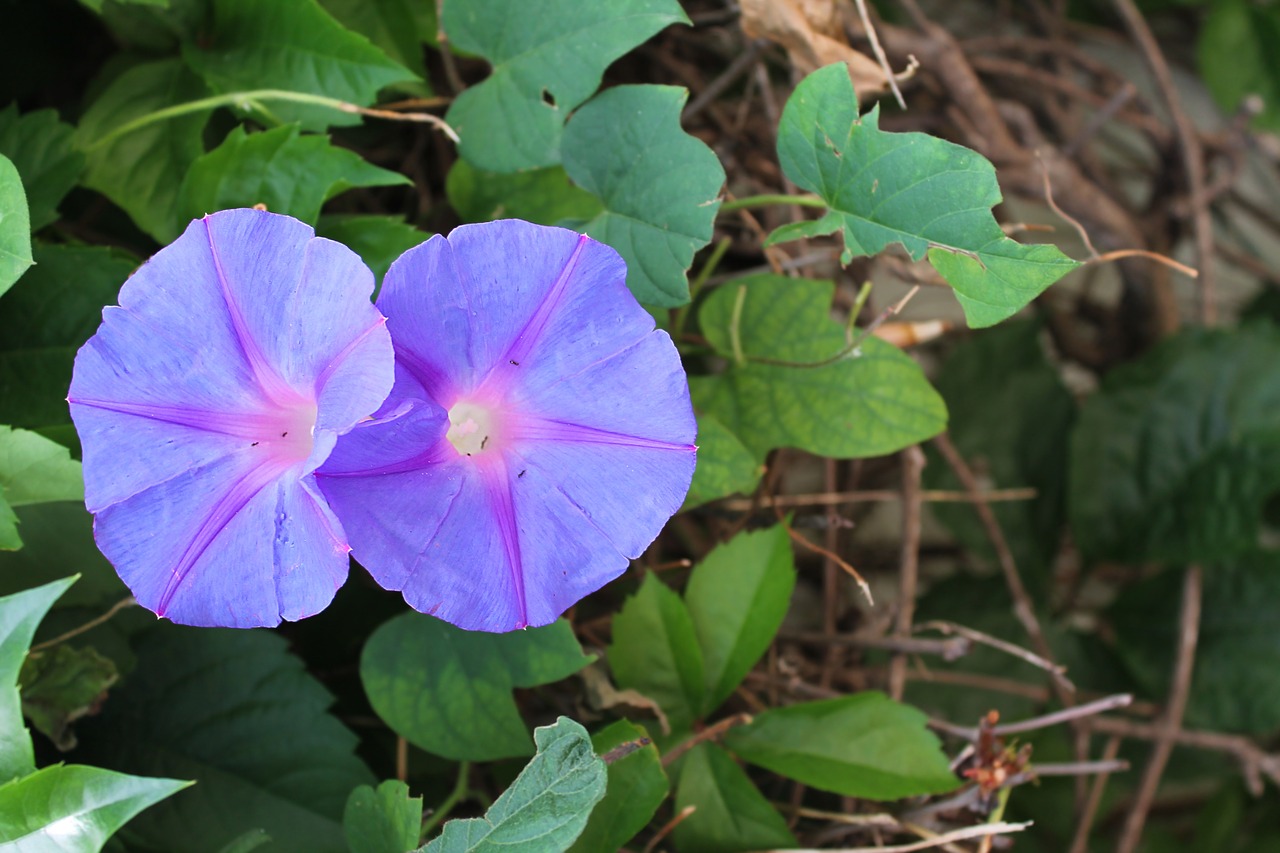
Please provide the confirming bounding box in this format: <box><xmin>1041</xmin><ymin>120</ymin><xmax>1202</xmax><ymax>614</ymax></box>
<box><xmin>419</xmin><ymin>759</ymin><xmax>471</xmax><ymax>842</ymax></box>
<box><xmin>719</xmin><ymin>193</ymin><xmax>827</xmax><ymax>213</ymax></box>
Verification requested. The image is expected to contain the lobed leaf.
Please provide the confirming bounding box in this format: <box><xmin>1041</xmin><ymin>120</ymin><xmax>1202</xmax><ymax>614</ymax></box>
<box><xmin>422</xmin><ymin>717</ymin><xmax>606</xmax><ymax>853</ymax></box>
<box><xmin>0</xmin><ymin>104</ymin><xmax>83</xmax><ymax>231</ymax></box>
<box><xmin>682</xmin><ymin>413</ymin><xmax>761</xmax><ymax>508</ymax></box>
<box><xmin>344</xmin><ymin>780</ymin><xmax>423</xmax><ymax>853</ymax></box>
<box><xmin>360</xmin><ymin>613</ymin><xmax>592</xmax><ymax>761</ymax></box>
<box><xmin>319</xmin><ymin>0</ymin><xmax>436</xmax><ymax>84</ymax></box>
<box><xmin>774</xmin><ymin>63</ymin><xmax>1079</xmax><ymax>327</ymax></box>
<box><xmin>442</xmin><ymin>0</ymin><xmax>688</xmax><ymax>171</ymax></box>
<box><xmin>446</xmin><ymin>160</ymin><xmax>602</xmax><ymax>227</ymax></box>
<box><xmin>672</xmin><ymin>742</ymin><xmax>796</xmax><ymax>853</ymax></box>
<box><xmin>568</xmin><ymin>720</ymin><xmax>667</xmax><ymax>853</ymax></box>
<box><xmin>562</xmin><ymin>85</ymin><xmax>725</xmax><ymax>307</ymax></box>
<box><xmin>693</xmin><ymin>275</ymin><xmax>947</xmax><ymax>460</ymax></box>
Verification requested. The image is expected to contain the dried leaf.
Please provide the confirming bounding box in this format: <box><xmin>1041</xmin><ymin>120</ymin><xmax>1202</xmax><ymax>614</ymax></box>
<box><xmin>739</xmin><ymin>0</ymin><xmax>886</xmax><ymax>97</ymax></box>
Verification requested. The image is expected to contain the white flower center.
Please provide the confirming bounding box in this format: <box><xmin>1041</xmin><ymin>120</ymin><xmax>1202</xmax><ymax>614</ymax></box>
<box><xmin>447</xmin><ymin>401</ymin><xmax>499</xmax><ymax>457</ymax></box>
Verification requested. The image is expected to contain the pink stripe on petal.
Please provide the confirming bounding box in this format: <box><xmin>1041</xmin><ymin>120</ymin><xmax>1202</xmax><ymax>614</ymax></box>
<box><xmin>69</xmin><ymin>398</ymin><xmax>284</xmax><ymax>440</ymax></box>
<box><xmin>479</xmin><ymin>457</ymin><xmax>528</xmax><ymax>629</ymax></box>
<box><xmin>508</xmin><ymin>415</ymin><xmax>696</xmax><ymax>452</ymax></box>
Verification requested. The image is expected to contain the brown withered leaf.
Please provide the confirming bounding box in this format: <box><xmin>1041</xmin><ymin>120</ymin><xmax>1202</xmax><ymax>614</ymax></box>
<box><xmin>740</xmin><ymin>0</ymin><xmax>888</xmax><ymax>98</ymax></box>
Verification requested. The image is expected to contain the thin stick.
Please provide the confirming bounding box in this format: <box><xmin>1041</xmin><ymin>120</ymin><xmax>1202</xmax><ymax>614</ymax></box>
<box><xmin>932</xmin><ymin>694</ymin><xmax>1132</xmax><ymax>741</ymax></box>
<box><xmin>852</xmin><ymin>0</ymin><xmax>906</xmax><ymax>109</ymax></box>
<box><xmin>1070</xmin><ymin>736</ymin><xmax>1122</xmax><ymax>853</ymax></box>
<box><xmin>785</xmin><ymin>524</ymin><xmax>872</xmax><ymax>605</ymax></box>
<box><xmin>395</xmin><ymin>737</ymin><xmax>408</xmax><ymax>783</ymax></box>
<box><xmin>751</xmin><ymin>821</ymin><xmax>1032</xmax><ymax>853</ymax></box>
<box><xmin>917</xmin><ymin>621</ymin><xmax>1074</xmax><ymax>690</ymax></box>
<box><xmin>1115</xmin><ymin>565</ymin><xmax>1203</xmax><ymax>853</ymax></box>
<box><xmin>662</xmin><ymin>713</ymin><xmax>753</xmax><ymax>767</ymax></box>
<box><xmin>30</xmin><ymin>596</ymin><xmax>138</xmax><ymax>652</ymax></box>
<box><xmin>720</xmin><ymin>487</ymin><xmax>1036</xmax><ymax>510</ymax></box>
<box><xmin>780</xmin><ymin>631</ymin><xmax>971</xmax><ymax>661</ymax></box>
<box><xmin>889</xmin><ymin>446</ymin><xmax>925</xmax><ymax>700</ymax></box>
<box><xmin>643</xmin><ymin>806</ymin><xmax>697</xmax><ymax>853</ymax></box>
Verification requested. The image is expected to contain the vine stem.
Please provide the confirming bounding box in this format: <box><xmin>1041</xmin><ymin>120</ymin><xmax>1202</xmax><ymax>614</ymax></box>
<box><xmin>29</xmin><ymin>595</ymin><xmax>137</xmax><ymax>652</ymax></box>
<box><xmin>719</xmin><ymin>193</ymin><xmax>827</xmax><ymax>212</ymax></box>
<box><xmin>419</xmin><ymin>759</ymin><xmax>471</xmax><ymax>842</ymax></box>
<box><xmin>87</xmin><ymin>89</ymin><xmax>459</xmax><ymax>151</ymax></box>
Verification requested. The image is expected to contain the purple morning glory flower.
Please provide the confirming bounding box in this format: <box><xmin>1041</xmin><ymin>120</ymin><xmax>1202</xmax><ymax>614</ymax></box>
<box><xmin>69</xmin><ymin>209</ymin><xmax>395</xmax><ymax>628</ymax></box>
<box><xmin>315</xmin><ymin>220</ymin><xmax>696</xmax><ymax>632</ymax></box>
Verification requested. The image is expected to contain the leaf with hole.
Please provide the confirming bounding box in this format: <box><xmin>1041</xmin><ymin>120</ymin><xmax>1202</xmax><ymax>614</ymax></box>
<box><xmin>344</xmin><ymin>780</ymin><xmax>422</xmax><ymax>853</ymax></box>
<box><xmin>773</xmin><ymin>63</ymin><xmax>1079</xmax><ymax>327</ymax></box>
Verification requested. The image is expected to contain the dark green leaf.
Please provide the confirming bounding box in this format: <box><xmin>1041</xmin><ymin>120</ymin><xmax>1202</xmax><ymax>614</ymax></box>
<box><xmin>0</xmin><ymin>243</ymin><xmax>138</xmax><ymax>438</ymax></box>
<box><xmin>446</xmin><ymin>160</ymin><xmax>601</xmax><ymax>226</ymax></box>
<box><xmin>77</xmin><ymin>626</ymin><xmax>374</xmax><ymax>853</ymax></box>
<box><xmin>216</xmin><ymin>829</ymin><xmax>274</xmax><ymax>853</ymax></box>
<box><xmin>316</xmin><ymin>214</ymin><xmax>430</xmax><ymax>291</ymax></box>
<box><xmin>723</xmin><ymin>693</ymin><xmax>959</xmax><ymax>800</ymax></box>
<box><xmin>319</xmin><ymin>0</ymin><xmax>434</xmax><ymax>84</ymax></box>
<box><xmin>774</xmin><ymin>64</ymin><xmax>1079</xmax><ymax>327</ymax></box>
<box><xmin>0</xmin><ymin>764</ymin><xmax>188</xmax><ymax>850</ymax></box>
<box><xmin>0</xmin><ymin>504</ymin><xmax>125</xmax><ymax>609</ymax></box>
<box><xmin>672</xmin><ymin>743</ymin><xmax>795</xmax><ymax>853</ymax></box>
<box><xmin>1199</xmin><ymin>0</ymin><xmax>1280</xmax><ymax>131</ymax></box>
<box><xmin>924</xmin><ymin>321</ymin><xmax>1074</xmax><ymax>583</ymax></box>
<box><xmin>19</xmin><ymin>643</ymin><xmax>117</xmax><ymax>750</ymax></box>
<box><xmin>344</xmin><ymin>780</ymin><xmax>422</xmax><ymax>853</ymax></box>
<box><xmin>0</xmin><ymin>104</ymin><xmax>83</xmax><ymax>230</ymax></box>
<box><xmin>608</xmin><ymin>573</ymin><xmax>705</xmax><ymax>734</ymax></box>
<box><xmin>361</xmin><ymin>613</ymin><xmax>592</xmax><ymax>761</ymax></box>
<box><xmin>80</xmin><ymin>0</ymin><xmax>171</xmax><ymax>12</ymax></box>
<box><xmin>0</xmin><ymin>153</ymin><xmax>31</xmax><ymax>298</ymax></box>
<box><xmin>683</xmin><ymin>413</ymin><xmax>761</xmax><ymax>508</ymax></box>
<box><xmin>178</xmin><ymin>124</ymin><xmax>409</xmax><ymax>224</ymax></box>
<box><xmin>1110</xmin><ymin>555</ymin><xmax>1280</xmax><ymax>735</ymax></box>
<box><xmin>1069</xmin><ymin>328</ymin><xmax>1280</xmax><ymax>563</ymax></box>
<box><xmin>562</xmin><ymin>85</ymin><xmax>724</xmax><ymax>307</ymax></box>
<box><xmin>422</xmin><ymin>717</ymin><xmax>606</xmax><ymax>853</ymax></box>
<box><xmin>183</xmin><ymin>0</ymin><xmax>415</xmax><ymax>131</ymax></box>
<box><xmin>76</xmin><ymin>58</ymin><xmax>211</xmax><ymax>242</ymax></box>
<box><xmin>0</xmin><ymin>577</ymin><xmax>75</xmax><ymax>782</ymax></box>
<box><xmin>443</xmin><ymin>0</ymin><xmax>688</xmax><ymax>171</ymax></box>
<box><xmin>685</xmin><ymin>525</ymin><xmax>795</xmax><ymax>714</ymax></box>
<box><xmin>693</xmin><ymin>275</ymin><xmax>947</xmax><ymax>460</ymax></box>
<box><xmin>568</xmin><ymin>720</ymin><xmax>667</xmax><ymax>853</ymax></box>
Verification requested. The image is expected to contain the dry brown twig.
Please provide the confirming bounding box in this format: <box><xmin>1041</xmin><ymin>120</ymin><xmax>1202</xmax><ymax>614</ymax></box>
<box><xmin>889</xmin><ymin>446</ymin><xmax>926</xmax><ymax>700</ymax></box>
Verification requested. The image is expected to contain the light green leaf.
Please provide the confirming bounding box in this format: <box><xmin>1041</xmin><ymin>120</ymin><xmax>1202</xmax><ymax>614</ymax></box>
<box><xmin>568</xmin><ymin>720</ymin><xmax>667</xmax><ymax>853</ymax></box>
<box><xmin>686</xmin><ymin>525</ymin><xmax>795</xmax><ymax>715</ymax></box>
<box><xmin>442</xmin><ymin>0</ymin><xmax>688</xmax><ymax>171</ymax></box>
<box><xmin>672</xmin><ymin>743</ymin><xmax>796</xmax><ymax>853</ymax></box>
<box><xmin>422</xmin><ymin>717</ymin><xmax>606</xmax><ymax>853</ymax></box>
<box><xmin>0</xmin><ymin>764</ymin><xmax>189</xmax><ymax>850</ymax></box>
<box><xmin>1199</xmin><ymin>0</ymin><xmax>1280</xmax><ymax>131</ymax></box>
<box><xmin>0</xmin><ymin>153</ymin><xmax>32</xmax><ymax>299</ymax></box>
<box><xmin>319</xmin><ymin>0</ymin><xmax>434</xmax><ymax>84</ymax></box>
<box><xmin>692</xmin><ymin>275</ymin><xmax>947</xmax><ymax>460</ymax></box>
<box><xmin>608</xmin><ymin>573</ymin><xmax>705</xmax><ymax>734</ymax></box>
<box><xmin>75</xmin><ymin>58</ymin><xmax>211</xmax><ymax>242</ymax></box>
<box><xmin>0</xmin><ymin>104</ymin><xmax>83</xmax><ymax>230</ymax></box>
<box><xmin>0</xmin><ymin>243</ymin><xmax>138</xmax><ymax>438</ymax></box>
<box><xmin>562</xmin><ymin>85</ymin><xmax>725</xmax><ymax>307</ymax></box>
<box><xmin>316</xmin><ymin>214</ymin><xmax>430</xmax><ymax>291</ymax></box>
<box><xmin>0</xmin><ymin>426</ymin><xmax>83</xmax><ymax>508</ymax></box>
<box><xmin>76</xmin><ymin>626</ymin><xmax>374</xmax><ymax>853</ymax></box>
<box><xmin>446</xmin><ymin>160</ymin><xmax>602</xmax><ymax>226</ymax></box>
<box><xmin>1070</xmin><ymin>327</ymin><xmax>1280</xmax><ymax>563</ymax></box>
<box><xmin>361</xmin><ymin>613</ymin><xmax>592</xmax><ymax>761</ymax></box>
<box><xmin>775</xmin><ymin>64</ymin><xmax>1079</xmax><ymax>327</ymax></box>
<box><xmin>683</xmin><ymin>413</ymin><xmax>761</xmax><ymax>508</ymax></box>
<box><xmin>0</xmin><ymin>576</ymin><xmax>76</xmax><ymax>782</ymax></box>
<box><xmin>723</xmin><ymin>693</ymin><xmax>959</xmax><ymax>800</ymax></box>
<box><xmin>344</xmin><ymin>780</ymin><xmax>422</xmax><ymax>853</ymax></box>
<box><xmin>178</xmin><ymin>124</ymin><xmax>409</xmax><ymax>224</ymax></box>
<box><xmin>183</xmin><ymin>0</ymin><xmax>416</xmax><ymax>131</ymax></box>
<box><xmin>19</xmin><ymin>644</ymin><xmax>117</xmax><ymax>750</ymax></box>
<box><xmin>80</xmin><ymin>0</ymin><xmax>170</xmax><ymax>11</ymax></box>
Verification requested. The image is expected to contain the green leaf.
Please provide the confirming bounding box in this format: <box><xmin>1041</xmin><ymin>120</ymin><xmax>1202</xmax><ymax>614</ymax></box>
<box><xmin>442</xmin><ymin>0</ymin><xmax>688</xmax><ymax>171</ymax></box>
<box><xmin>692</xmin><ymin>275</ymin><xmax>947</xmax><ymax>460</ymax></box>
<box><xmin>608</xmin><ymin>573</ymin><xmax>705</xmax><ymax>734</ymax></box>
<box><xmin>775</xmin><ymin>64</ymin><xmax>1079</xmax><ymax>327</ymax></box>
<box><xmin>80</xmin><ymin>0</ymin><xmax>171</xmax><ymax>12</ymax></box>
<box><xmin>178</xmin><ymin>124</ymin><xmax>409</xmax><ymax>225</ymax></box>
<box><xmin>0</xmin><ymin>764</ymin><xmax>189</xmax><ymax>850</ymax></box>
<box><xmin>319</xmin><ymin>0</ymin><xmax>434</xmax><ymax>83</ymax></box>
<box><xmin>76</xmin><ymin>58</ymin><xmax>211</xmax><ymax>242</ymax></box>
<box><xmin>568</xmin><ymin>720</ymin><xmax>667</xmax><ymax>853</ymax></box>
<box><xmin>183</xmin><ymin>0</ymin><xmax>416</xmax><ymax>131</ymax></box>
<box><xmin>924</xmin><ymin>321</ymin><xmax>1074</xmax><ymax>584</ymax></box>
<box><xmin>0</xmin><ymin>506</ymin><xmax>124</xmax><ymax>609</ymax></box>
<box><xmin>19</xmin><ymin>644</ymin><xmax>117</xmax><ymax>750</ymax></box>
<box><xmin>0</xmin><ymin>104</ymin><xmax>83</xmax><ymax>230</ymax></box>
<box><xmin>683</xmin><ymin>413</ymin><xmax>761</xmax><ymax>508</ymax></box>
<box><xmin>0</xmin><ymin>426</ymin><xmax>84</xmax><ymax>550</ymax></box>
<box><xmin>361</xmin><ymin>613</ymin><xmax>592</xmax><ymax>761</ymax></box>
<box><xmin>723</xmin><ymin>693</ymin><xmax>960</xmax><ymax>800</ymax></box>
<box><xmin>216</xmin><ymin>829</ymin><xmax>274</xmax><ymax>853</ymax></box>
<box><xmin>344</xmin><ymin>780</ymin><xmax>422</xmax><ymax>853</ymax></box>
<box><xmin>1070</xmin><ymin>327</ymin><xmax>1280</xmax><ymax>563</ymax></box>
<box><xmin>446</xmin><ymin>160</ymin><xmax>602</xmax><ymax>226</ymax></box>
<box><xmin>562</xmin><ymin>85</ymin><xmax>725</xmax><ymax>307</ymax></box>
<box><xmin>1110</xmin><ymin>555</ymin><xmax>1280</xmax><ymax>735</ymax></box>
<box><xmin>685</xmin><ymin>525</ymin><xmax>795</xmax><ymax>714</ymax></box>
<box><xmin>0</xmin><ymin>243</ymin><xmax>138</xmax><ymax>438</ymax></box>
<box><xmin>0</xmin><ymin>153</ymin><xmax>31</xmax><ymax>299</ymax></box>
<box><xmin>672</xmin><ymin>743</ymin><xmax>796</xmax><ymax>853</ymax></box>
<box><xmin>316</xmin><ymin>214</ymin><xmax>430</xmax><ymax>291</ymax></box>
<box><xmin>1199</xmin><ymin>0</ymin><xmax>1280</xmax><ymax>131</ymax></box>
<box><xmin>423</xmin><ymin>717</ymin><xmax>606</xmax><ymax>853</ymax></box>
<box><xmin>0</xmin><ymin>576</ymin><xmax>76</xmax><ymax>782</ymax></box>
<box><xmin>76</xmin><ymin>626</ymin><xmax>374</xmax><ymax>853</ymax></box>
